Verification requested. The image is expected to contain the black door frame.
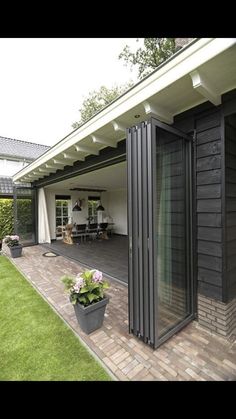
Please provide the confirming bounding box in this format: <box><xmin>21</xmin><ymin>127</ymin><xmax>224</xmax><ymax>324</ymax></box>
<box><xmin>127</xmin><ymin>117</ymin><xmax>195</xmax><ymax>348</ymax></box>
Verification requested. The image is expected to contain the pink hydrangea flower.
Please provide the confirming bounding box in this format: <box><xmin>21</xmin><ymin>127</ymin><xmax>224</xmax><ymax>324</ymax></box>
<box><xmin>93</xmin><ymin>270</ymin><xmax>103</xmax><ymax>283</ymax></box>
<box><xmin>73</xmin><ymin>275</ymin><xmax>84</xmax><ymax>293</ymax></box>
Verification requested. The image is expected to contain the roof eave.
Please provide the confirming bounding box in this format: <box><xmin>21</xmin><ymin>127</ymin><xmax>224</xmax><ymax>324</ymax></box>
<box><xmin>13</xmin><ymin>38</ymin><xmax>236</xmax><ymax>183</ymax></box>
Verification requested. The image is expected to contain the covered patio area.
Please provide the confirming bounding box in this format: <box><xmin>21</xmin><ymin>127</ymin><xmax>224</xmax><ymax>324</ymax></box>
<box><xmin>6</xmin><ymin>244</ymin><xmax>236</xmax><ymax>381</ymax></box>
<box><xmin>43</xmin><ymin>235</ymin><xmax>128</xmax><ymax>284</ymax></box>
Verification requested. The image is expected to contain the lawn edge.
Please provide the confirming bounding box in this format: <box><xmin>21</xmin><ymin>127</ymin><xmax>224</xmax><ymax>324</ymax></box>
<box><xmin>3</xmin><ymin>254</ymin><xmax>117</xmax><ymax>382</ymax></box>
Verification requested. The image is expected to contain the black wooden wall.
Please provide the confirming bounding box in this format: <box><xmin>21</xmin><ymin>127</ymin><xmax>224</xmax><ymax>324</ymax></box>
<box><xmin>225</xmin><ymin>113</ymin><xmax>236</xmax><ymax>301</ymax></box>
<box><xmin>173</xmin><ymin>101</ymin><xmax>227</xmax><ymax>304</ymax></box>
<box><xmin>195</xmin><ymin>110</ymin><xmax>223</xmax><ymax>301</ymax></box>
<box><xmin>174</xmin><ymin>89</ymin><xmax>236</xmax><ymax>303</ymax></box>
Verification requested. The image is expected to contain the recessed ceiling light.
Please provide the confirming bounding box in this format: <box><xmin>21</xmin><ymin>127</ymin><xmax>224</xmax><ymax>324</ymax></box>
<box><xmin>134</xmin><ymin>114</ymin><xmax>140</xmax><ymax>118</ymax></box>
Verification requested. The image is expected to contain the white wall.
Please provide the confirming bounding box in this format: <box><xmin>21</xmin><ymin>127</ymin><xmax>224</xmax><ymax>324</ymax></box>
<box><xmin>106</xmin><ymin>189</ymin><xmax>127</xmax><ymax>235</ymax></box>
<box><xmin>44</xmin><ymin>187</ymin><xmax>127</xmax><ymax>239</ymax></box>
<box><xmin>44</xmin><ymin>188</ymin><xmax>108</xmax><ymax>240</ymax></box>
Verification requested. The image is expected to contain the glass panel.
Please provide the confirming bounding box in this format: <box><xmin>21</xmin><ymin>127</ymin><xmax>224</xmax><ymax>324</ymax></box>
<box><xmin>56</xmin><ymin>217</ymin><xmax>62</xmax><ymax>227</ymax></box>
<box><xmin>88</xmin><ymin>200</ymin><xmax>98</xmax><ymax>223</ymax></box>
<box><xmin>15</xmin><ymin>187</ymin><xmax>36</xmax><ymax>245</ymax></box>
<box><xmin>56</xmin><ymin>207</ymin><xmax>61</xmax><ymax>217</ymax></box>
<box><xmin>55</xmin><ymin>198</ymin><xmax>70</xmax><ymax>236</ymax></box>
<box><xmin>63</xmin><ymin>207</ymin><xmax>68</xmax><ymax>216</ymax></box>
<box><xmin>156</xmin><ymin>128</ymin><xmax>190</xmax><ymax>338</ymax></box>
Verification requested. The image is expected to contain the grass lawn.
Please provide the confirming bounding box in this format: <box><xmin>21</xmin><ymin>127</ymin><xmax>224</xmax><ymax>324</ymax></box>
<box><xmin>0</xmin><ymin>256</ymin><xmax>112</xmax><ymax>381</ymax></box>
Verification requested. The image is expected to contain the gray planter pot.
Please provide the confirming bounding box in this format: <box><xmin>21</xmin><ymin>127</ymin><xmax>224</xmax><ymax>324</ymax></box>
<box><xmin>9</xmin><ymin>245</ymin><xmax>23</xmax><ymax>258</ymax></box>
<box><xmin>73</xmin><ymin>296</ymin><xmax>109</xmax><ymax>334</ymax></box>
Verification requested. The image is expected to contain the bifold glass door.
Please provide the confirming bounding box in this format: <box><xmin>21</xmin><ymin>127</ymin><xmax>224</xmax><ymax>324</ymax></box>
<box><xmin>154</xmin><ymin>125</ymin><xmax>193</xmax><ymax>344</ymax></box>
<box><xmin>127</xmin><ymin>118</ymin><xmax>194</xmax><ymax>348</ymax></box>
<box><xmin>13</xmin><ymin>186</ymin><xmax>37</xmax><ymax>246</ymax></box>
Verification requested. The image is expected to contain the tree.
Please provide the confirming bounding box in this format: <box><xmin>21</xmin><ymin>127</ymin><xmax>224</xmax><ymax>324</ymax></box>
<box><xmin>72</xmin><ymin>82</ymin><xmax>133</xmax><ymax>129</ymax></box>
<box><xmin>118</xmin><ymin>38</ymin><xmax>181</xmax><ymax>79</ymax></box>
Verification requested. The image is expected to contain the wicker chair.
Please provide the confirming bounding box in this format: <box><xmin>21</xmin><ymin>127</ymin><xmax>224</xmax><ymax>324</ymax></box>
<box><xmin>63</xmin><ymin>223</ymin><xmax>74</xmax><ymax>245</ymax></box>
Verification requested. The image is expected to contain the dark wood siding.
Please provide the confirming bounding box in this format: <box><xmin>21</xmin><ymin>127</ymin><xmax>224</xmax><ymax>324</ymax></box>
<box><xmin>225</xmin><ymin>113</ymin><xmax>236</xmax><ymax>301</ymax></box>
<box><xmin>173</xmin><ymin>89</ymin><xmax>236</xmax><ymax>302</ymax></box>
<box><xmin>175</xmin><ymin>104</ymin><xmax>223</xmax><ymax>301</ymax></box>
<box><xmin>195</xmin><ymin>110</ymin><xmax>223</xmax><ymax>300</ymax></box>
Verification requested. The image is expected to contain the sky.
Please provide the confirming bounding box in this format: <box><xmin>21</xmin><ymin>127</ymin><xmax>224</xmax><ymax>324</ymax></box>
<box><xmin>0</xmin><ymin>38</ymin><xmax>142</xmax><ymax>146</ymax></box>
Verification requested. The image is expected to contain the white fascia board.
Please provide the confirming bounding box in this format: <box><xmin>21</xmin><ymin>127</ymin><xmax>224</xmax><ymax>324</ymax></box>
<box><xmin>13</xmin><ymin>38</ymin><xmax>236</xmax><ymax>182</ymax></box>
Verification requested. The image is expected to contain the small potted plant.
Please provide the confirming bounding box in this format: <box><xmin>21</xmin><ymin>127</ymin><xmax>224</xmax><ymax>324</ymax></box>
<box><xmin>61</xmin><ymin>269</ymin><xmax>109</xmax><ymax>334</ymax></box>
<box><xmin>4</xmin><ymin>235</ymin><xmax>22</xmax><ymax>258</ymax></box>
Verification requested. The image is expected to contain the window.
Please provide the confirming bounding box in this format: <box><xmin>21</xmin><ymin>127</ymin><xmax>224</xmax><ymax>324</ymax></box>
<box><xmin>88</xmin><ymin>196</ymin><xmax>100</xmax><ymax>223</ymax></box>
<box><xmin>55</xmin><ymin>199</ymin><xmax>70</xmax><ymax>238</ymax></box>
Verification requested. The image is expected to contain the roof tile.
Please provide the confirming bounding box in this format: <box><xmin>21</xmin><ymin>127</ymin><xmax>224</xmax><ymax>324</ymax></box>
<box><xmin>0</xmin><ymin>136</ymin><xmax>50</xmax><ymax>160</ymax></box>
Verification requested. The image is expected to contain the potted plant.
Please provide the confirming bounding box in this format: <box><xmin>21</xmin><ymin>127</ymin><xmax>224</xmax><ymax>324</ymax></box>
<box><xmin>4</xmin><ymin>235</ymin><xmax>22</xmax><ymax>258</ymax></box>
<box><xmin>61</xmin><ymin>269</ymin><xmax>109</xmax><ymax>334</ymax></box>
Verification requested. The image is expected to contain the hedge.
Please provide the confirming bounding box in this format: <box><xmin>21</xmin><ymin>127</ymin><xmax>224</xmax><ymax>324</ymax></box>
<box><xmin>0</xmin><ymin>199</ymin><xmax>14</xmax><ymax>239</ymax></box>
<box><xmin>0</xmin><ymin>198</ymin><xmax>33</xmax><ymax>240</ymax></box>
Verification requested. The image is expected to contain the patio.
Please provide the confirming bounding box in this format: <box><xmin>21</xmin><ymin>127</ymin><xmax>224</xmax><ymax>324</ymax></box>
<box><xmin>43</xmin><ymin>235</ymin><xmax>128</xmax><ymax>284</ymax></box>
<box><xmin>6</xmin><ymin>244</ymin><xmax>236</xmax><ymax>381</ymax></box>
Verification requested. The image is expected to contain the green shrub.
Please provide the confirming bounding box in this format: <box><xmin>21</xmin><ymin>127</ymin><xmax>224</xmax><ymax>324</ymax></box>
<box><xmin>16</xmin><ymin>199</ymin><xmax>33</xmax><ymax>238</ymax></box>
<box><xmin>0</xmin><ymin>198</ymin><xmax>32</xmax><ymax>240</ymax></box>
<box><xmin>0</xmin><ymin>199</ymin><xmax>14</xmax><ymax>239</ymax></box>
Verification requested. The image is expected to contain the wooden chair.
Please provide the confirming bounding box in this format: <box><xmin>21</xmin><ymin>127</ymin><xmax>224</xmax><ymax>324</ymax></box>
<box><xmin>75</xmin><ymin>224</ymin><xmax>87</xmax><ymax>242</ymax></box>
<box><xmin>87</xmin><ymin>223</ymin><xmax>98</xmax><ymax>240</ymax></box>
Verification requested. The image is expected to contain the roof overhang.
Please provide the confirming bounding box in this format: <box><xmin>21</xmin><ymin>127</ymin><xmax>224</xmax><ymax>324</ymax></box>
<box><xmin>13</xmin><ymin>38</ymin><xmax>236</xmax><ymax>184</ymax></box>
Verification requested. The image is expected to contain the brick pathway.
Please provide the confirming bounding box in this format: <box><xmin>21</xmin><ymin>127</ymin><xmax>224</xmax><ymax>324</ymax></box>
<box><xmin>4</xmin><ymin>244</ymin><xmax>236</xmax><ymax>381</ymax></box>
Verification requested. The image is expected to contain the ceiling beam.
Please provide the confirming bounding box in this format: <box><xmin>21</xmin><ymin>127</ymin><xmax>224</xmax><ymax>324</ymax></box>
<box><xmin>32</xmin><ymin>172</ymin><xmax>48</xmax><ymax>178</ymax></box>
<box><xmin>53</xmin><ymin>159</ymin><xmax>66</xmax><ymax>166</ymax></box>
<box><xmin>21</xmin><ymin>177</ymin><xmax>31</xmax><ymax>182</ymax></box>
<box><xmin>91</xmin><ymin>135</ymin><xmax>117</xmax><ymax>148</ymax></box>
<box><xmin>45</xmin><ymin>163</ymin><xmax>63</xmax><ymax>170</ymax></box>
<box><xmin>28</xmin><ymin>174</ymin><xmax>41</xmax><ymax>179</ymax></box>
<box><xmin>190</xmin><ymin>69</ymin><xmax>221</xmax><ymax>106</ymax></box>
<box><xmin>33</xmin><ymin>169</ymin><xmax>48</xmax><ymax>175</ymax></box>
<box><xmin>70</xmin><ymin>187</ymin><xmax>107</xmax><ymax>192</ymax></box>
<box><xmin>75</xmin><ymin>145</ymin><xmax>99</xmax><ymax>155</ymax></box>
<box><xmin>62</xmin><ymin>152</ymin><xmax>85</xmax><ymax>162</ymax></box>
<box><xmin>111</xmin><ymin>120</ymin><xmax>126</xmax><ymax>133</ymax></box>
<box><xmin>143</xmin><ymin>101</ymin><xmax>173</xmax><ymax>124</ymax></box>
<box><xmin>43</xmin><ymin>164</ymin><xmax>57</xmax><ymax>173</ymax></box>
<box><xmin>39</xmin><ymin>168</ymin><xmax>51</xmax><ymax>173</ymax></box>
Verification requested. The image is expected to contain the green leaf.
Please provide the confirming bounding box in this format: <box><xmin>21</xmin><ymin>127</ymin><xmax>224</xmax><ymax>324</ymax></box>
<box><xmin>61</xmin><ymin>276</ymin><xmax>75</xmax><ymax>291</ymax></box>
<box><xmin>78</xmin><ymin>296</ymin><xmax>87</xmax><ymax>305</ymax></box>
<box><xmin>84</xmin><ymin>271</ymin><xmax>93</xmax><ymax>280</ymax></box>
<box><xmin>87</xmin><ymin>294</ymin><xmax>99</xmax><ymax>303</ymax></box>
<box><xmin>90</xmin><ymin>283</ymin><xmax>100</xmax><ymax>290</ymax></box>
<box><xmin>70</xmin><ymin>295</ymin><xmax>77</xmax><ymax>305</ymax></box>
<box><xmin>72</xmin><ymin>82</ymin><xmax>133</xmax><ymax>128</ymax></box>
<box><xmin>79</xmin><ymin>287</ymin><xmax>89</xmax><ymax>294</ymax></box>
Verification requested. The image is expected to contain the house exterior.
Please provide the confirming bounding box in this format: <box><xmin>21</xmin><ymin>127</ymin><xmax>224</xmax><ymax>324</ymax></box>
<box><xmin>0</xmin><ymin>136</ymin><xmax>49</xmax><ymax>198</ymax></box>
<box><xmin>13</xmin><ymin>38</ymin><xmax>236</xmax><ymax>348</ymax></box>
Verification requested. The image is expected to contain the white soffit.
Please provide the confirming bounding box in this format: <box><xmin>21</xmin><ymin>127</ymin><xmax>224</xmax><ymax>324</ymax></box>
<box><xmin>45</xmin><ymin>161</ymin><xmax>127</xmax><ymax>191</ymax></box>
<box><xmin>13</xmin><ymin>38</ymin><xmax>236</xmax><ymax>183</ymax></box>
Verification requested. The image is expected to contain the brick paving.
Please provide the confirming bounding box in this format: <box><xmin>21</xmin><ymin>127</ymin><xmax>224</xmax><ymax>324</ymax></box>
<box><xmin>4</xmin><ymin>244</ymin><xmax>236</xmax><ymax>381</ymax></box>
